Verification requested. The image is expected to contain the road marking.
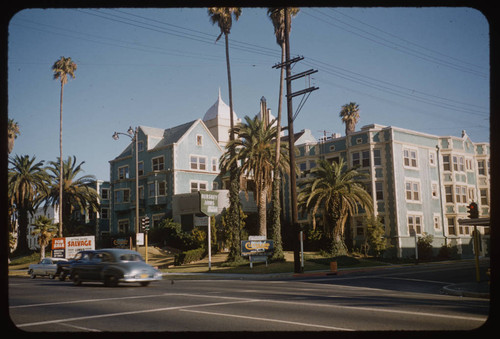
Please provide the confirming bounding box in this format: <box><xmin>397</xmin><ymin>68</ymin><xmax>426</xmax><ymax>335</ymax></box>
<box><xmin>180</xmin><ymin>309</ymin><xmax>354</xmax><ymax>331</ymax></box>
<box><xmin>57</xmin><ymin>322</ymin><xmax>101</xmax><ymax>332</ymax></box>
<box><xmin>16</xmin><ymin>299</ymin><xmax>258</xmax><ymax>328</ymax></box>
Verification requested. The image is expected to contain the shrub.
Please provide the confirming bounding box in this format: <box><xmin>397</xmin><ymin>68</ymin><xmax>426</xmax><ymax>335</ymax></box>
<box><xmin>174</xmin><ymin>247</ymin><xmax>206</xmax><ymax>266</ymax></box>
<box><xmin>417</xmin><ymin>233</ymin><xmax>434</xmax><ymax>260</ymax></box>
<box><xmin>364</xmin><ymin>216</ymin><xmax>391</xmax><ymax>257</ymax></box>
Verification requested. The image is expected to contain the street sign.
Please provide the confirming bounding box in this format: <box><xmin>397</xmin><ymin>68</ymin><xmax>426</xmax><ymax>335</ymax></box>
<box><xmin>199</xmin><ymin>191</ymin><xmax>218</xmax><ymax>216</ymax></box>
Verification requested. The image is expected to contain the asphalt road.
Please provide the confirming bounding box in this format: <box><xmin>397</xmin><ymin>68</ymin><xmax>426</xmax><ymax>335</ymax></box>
<box><xmin>8</xmin><ymin>260</ymin><xmax>490</xmax><ymax>333</ymax></box>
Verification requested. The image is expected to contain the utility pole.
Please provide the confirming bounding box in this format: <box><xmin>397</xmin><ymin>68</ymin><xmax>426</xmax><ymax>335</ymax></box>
<box><xmin>273</xmin><ymin>8</ymin><xmax>318</xmax><ymax>273</ymax></box>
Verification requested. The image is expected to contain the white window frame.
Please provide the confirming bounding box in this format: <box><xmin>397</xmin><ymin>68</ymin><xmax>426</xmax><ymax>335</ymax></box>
<box><xmin>114</xmin><ymin>189</ymin><xmax>130</xmax><ymax>203</ymax></box>
<box><xmin>431</xmin><ymin>182</ymin><xmax>439</xmax><ymax>199</ymax></box>
<box><xmin>407</xmin><ymin>214</ymin><xmax>423</xmax><ymax>235</ymax></box>
<box><xmin>118</xmin><ymin>165</ymin><xmax>129</xmax><ymax>180</ymax></box>
<box><xmin>152</xmin><ymin>156</ymin><xmax>165</xmax><ymax>171</ymax></box>
<box><xmin>190</xmin><ymin>181</ymin><xmax>208</xmax><ymax>193</ymax></box>
<box><xmin>433</xmin><ymin>214</ymin><xmax>441</xmax><ymax>230</ymax></box>
<box><xmin>405</xmin><ymin>180</ymin><xmax>421</xmax><ymax>202</ymax></box>
<box><xmin>196</xmin><ymin>134</ymin><xmax>203</xmax><ymax>146</ymax></box>
<box><xmin>190</xmin><ymin>155</ymin><xmax>207</xmax><ymax>171</ymax></box>
<box><xmin>403</xmin><ymin>148</ymin><xmax>418</xmax><ymax>168</ymax></box>
<box><xmin>373</xmin><ymin>149</ymin><xmax>381</xmax><ymax>166</ymax></box>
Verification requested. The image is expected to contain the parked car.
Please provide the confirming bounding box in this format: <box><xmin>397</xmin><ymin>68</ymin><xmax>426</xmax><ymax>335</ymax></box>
<box><xmin>28</xmin><ymin>258</ymin><xmax>68</xmax><ymax>279</ymax></box>
<box><xmin>56</xmin><ymin>250</ymin><xmax>96</xmax><ymax>281</ymax></box>
<box><xmin>70</xmin><ymin>248</ymin><xmax>162</xmax><ymax>287</ymax></box>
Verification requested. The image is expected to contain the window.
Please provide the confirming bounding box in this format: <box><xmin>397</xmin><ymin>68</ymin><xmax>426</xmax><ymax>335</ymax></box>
<box><xmin>405</xmin><ymin>181</ymin><xmax>420</xmax><ymax>201</ymax></box>
<box><xmin>452</xmin><ymin>156</ymin><xmax>465</xmax><ymax>172</ymax></box>
<box><xmin>373</xmin><ymin>149</ymin><xmax>381</xmax><ymax>166</ymax></box>
<box><xmin>118</xmin><ymin>219</ymin><xmax>129</xmax><ymax>233</ymax></box>
<box><xmin>138</xmin><ymin>161</ymin><xmax>144</xmax><ymax>176</ymax></box>
<box><xmin>468</xmin><ymin>188</ymin><xmax>475</xmax><ymax>202</ymax></box>
<box><xmin>196</xmin><ymin>135</ymin><xmax>203</xmax><ymax>146</ymax></box>
<box><xmin>115</xmin><ymin>189</ymin><xmax>130</xmax><ymax>203</ymax></box>
<box><xmin>408</xmin><ymin>215</ymin><xmax>422</xmax><ymax>235</ymax></box>
<box><xmin>190</xmin><ymin>155</ymin><xmax>207</xmax><ymax>171</ymax></box>
<box><xmin>101</xmin><ymin>208</ymin><xmax>109</xmax><ymax>219</ymax></box>
<box><xmin>445</xmin><ymin>185</ymin><xmax>453</xmax><ymax>203</ymax></box>
<box><xmin>138</xmin><ymin>141</ymin><xmax>144</xmax><ymax>152</ymax></box>
<box><xmin>212</xmin><ymin>182</ymin><xmax>219</xmax><ymax>190</ymax></box>
<box><xmin>148</xmin><ymin>182</ymin><xmax>156</xmax><ymax>197</ymax></box>
<box><xmin>101</xmin><ymin>188</ymin><xmax>109</xmax><ymax>200</ymax></box>
<box><xmin>429</xmin><ymin>152</ymin><xmax>435</xmax><ymax>166</ymax></box>
<box><xmin>118</xmin><ymin>166</ymin><xmax>129</xmax><ymax>180</ymax></box>
<box><xmin>455</xmin><ymin>186</ymin><xmax>467</xmax><ymax>203</ymax></box>
<box><xmin>191</xmin><ymin>181</ymin><xmax>207</xmax><ymax>193</ymax></box>
<box><xmin>152</xmin><ymin>156</ymin><xmax>165</xmax><ymax>171</ymax></box>
<box><xmin>375</xmin><ymin>182</ymin><xmax>384</xmax><ymax>200</ymax></box>
<box><xmin>433</xmin><ymin>215</ymin><xmax>441</xmax><ymax>230</ymax></box>
<box><xmin>352</xmin><ymin>150</ymin><xmax>370</xmax><ymax>168</ymax></box>
<box><xmin>352</xmin><ymin>152</ymin><xmax>360</xmax><ymax>167</ymax></box>
<box><xmin>212</xmin><ymin>158</ymin><xmax>218</xmax><ymax>172</ymax></box>
<box><xmin>431</xmin><ymin>183</ymin><xmax>439</xmax><ymax>198</ymax></box>
<box><xmin>447</xmin><ymin>217</ymin><xmax>456</xmax><ymax>235</ymax></box>
<box><xmin>480</xmin><ymin>189</ymin><xmax>488</xmax><ymax>205</ymax></box>
<box><xmin>403</xmin><ymin>148</ymin><xmax>418</xmax><ymax>168</ymax></box>
<box><xmin>466</xmin><ymin>158</ymin><xmax>473</xmax><ymax>171</ymax></box>
<box><xmin>139</xmin><ymin>186</ymin><xmax>144</xmax><ymax>199</ymax></box>
<box><xmin>443</xmin><ymin>155</ymin><xmax>451</xmax><ymax>171</ymax></box>
<box><xmin>158</xmin><ymin>181</ymin><xmax>166</xmax><ymax>196</ymax></box>
<box><xmin>478</xmin><ymin>160</ymin><xmax>485</xmax><ymax>175</ymax></box>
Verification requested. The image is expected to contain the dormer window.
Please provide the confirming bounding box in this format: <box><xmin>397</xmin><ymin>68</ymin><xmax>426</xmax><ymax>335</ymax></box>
<box><xmin>196</xmin><ymin>135</ymin><xmax>203</xmax><ymax>146</ymax></box>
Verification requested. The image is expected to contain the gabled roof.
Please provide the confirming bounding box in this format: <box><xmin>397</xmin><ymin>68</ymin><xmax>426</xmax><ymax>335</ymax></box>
<box><xmin>112</xmin><ymin>120</ymin><xmax>197</xmax><ymax>161</ymax></box>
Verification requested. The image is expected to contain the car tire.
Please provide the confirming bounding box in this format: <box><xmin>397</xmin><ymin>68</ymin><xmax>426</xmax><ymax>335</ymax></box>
<box><xmin>59</xmin><ymin>273</ymin><xmax>66</xmax><ymax>281</ymax></box>
<box><xmin>49</xmin><ymin>274</ymin><xmax>55</xmax><ymax>279</ymax></box>
<box><xmin>29</xmin><ymin>270</ymin><xmax>36</xmax><ymax>279</ymax></box>
<box><xmin>104</xmin><ymin>275</ymin><xmax>119</xmax><ymax>287</ymax></box>
<box><xmin>72</xmin><ymin>272</ymin><xmax>82</xmax><ymax>286</ymax></box>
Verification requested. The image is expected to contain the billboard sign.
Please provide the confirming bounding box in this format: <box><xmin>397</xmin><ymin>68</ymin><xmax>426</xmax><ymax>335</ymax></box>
<box><xmin>241</xmin><ymin>240</ymin><xmax>274</xmax><ymax>256</ymax></box>
<box><xmin>51</xmin><ymin>236</ymin><xmax>95</xmax><ymax>259</ymax></box>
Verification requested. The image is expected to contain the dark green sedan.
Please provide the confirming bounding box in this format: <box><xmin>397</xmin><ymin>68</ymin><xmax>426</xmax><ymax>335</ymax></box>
<box><xmin>69</xmin><ymin>249</ymin><xmax>162</xmax><ymax>287</ymax></box>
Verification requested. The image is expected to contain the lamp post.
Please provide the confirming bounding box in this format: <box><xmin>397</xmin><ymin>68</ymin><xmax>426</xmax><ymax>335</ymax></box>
<box><xmin>113</xmin><ymin>126</ymin><xmax>139</xmax><ymax>252</ymax></box>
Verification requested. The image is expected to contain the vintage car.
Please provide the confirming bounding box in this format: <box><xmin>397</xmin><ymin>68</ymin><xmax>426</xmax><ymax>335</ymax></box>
<box><xmin>69</xmin><ymin>248</ymin><xmax>162</xmax><ymax>287</ymax></box>
<box><xmin>28</xmin><ymin>257</ymin><xmax>68</xmax><ymax>279</ymax></box>
<box><xmin>56</xmin><ymin>250</ymin><xmax>96</xmax><ymax>281</ymax></box>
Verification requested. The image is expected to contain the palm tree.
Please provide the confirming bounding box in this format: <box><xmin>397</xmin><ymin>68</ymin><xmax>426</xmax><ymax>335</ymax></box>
<box><xmin>8</xmin><ymin>155</ymin><xmax>49</xmax><ymax>254</ymax></box>
<box><xmin>221</xmin><ymin>115</ymin><xmax>289</xmax><ymax>237</ymax></box>
<box><xmin>267</xmin><ymin>7</ymin><xmax>299</xmax><ymax>260</ymax></box>
<box><xmin>339</xmin><ymin>102</ymin><xmax>360</xmax><ymax>136</ymax></box>
<box><xmin>52</xmin><ymin>56</ymin><xmax>77</xmax><ymax>237</ymax></box>
<box><xmin>44</xmin><ymin>156</ymin><xmax>99</xmax><ymax>235</ymax></box>
<box><xmin>298</xmin><ymin>158</ymin><xmax>373</xmax><ymax>255</ymax></box>
<box><xmin>8</xmin><ymin>119</ymin><xmax>20</xmax><ymax>154</ymax></box>
<box><xmin>31</xmin><ymin>215</ymin><xmax>58</xmax><ymax>259</ymax></box>
<box><xmin>208</xmin><ymin>7</ymin><xmax>242</xmax><ymax>260</ymax></box>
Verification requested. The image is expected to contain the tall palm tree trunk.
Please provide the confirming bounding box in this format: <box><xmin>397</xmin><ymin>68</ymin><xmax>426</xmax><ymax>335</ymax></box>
<box><xmin>270</xmin><ymin>42</ymin><xmax>286</xmax><ymax>260</ymax></box>
<box><xmin>225</xmin><ymin>32</ymin><xmax>241</xmax><ymax>260</ymax></box>
<box><xmin>59</xmin><ymin>81</ymin><xmax>64</xmax><ymax>237</ymax></box>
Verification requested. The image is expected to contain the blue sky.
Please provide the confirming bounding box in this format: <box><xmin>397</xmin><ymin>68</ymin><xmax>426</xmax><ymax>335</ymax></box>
<box><xmin>8</xmin><ymin>7</ymin><xmax>489</xmax><ymax>180</ymax></box>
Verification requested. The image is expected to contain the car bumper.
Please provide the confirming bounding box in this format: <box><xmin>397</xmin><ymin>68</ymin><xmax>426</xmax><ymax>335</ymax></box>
<box><xmin>120</xmin><ymin>273</ymin><xmax>163</xmax><ymax>283</ymax></box>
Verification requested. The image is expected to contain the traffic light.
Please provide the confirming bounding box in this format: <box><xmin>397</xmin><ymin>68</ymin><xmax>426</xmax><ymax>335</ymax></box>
<box><xmin>141</xmin><ymin>216</ymin><xmax>150</xmax><ymax>232</ymax></box>
<box><xmin>467</xmin><ymin>202</ymin><xmax>479</xmax><ymax>219</ymax></box>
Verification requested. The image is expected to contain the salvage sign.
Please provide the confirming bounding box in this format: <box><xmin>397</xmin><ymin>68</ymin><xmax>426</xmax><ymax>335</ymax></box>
<box><xmin>51</xmin><ymin>236</ymin><xmax>95</xmax><ymax>259</ymax></box>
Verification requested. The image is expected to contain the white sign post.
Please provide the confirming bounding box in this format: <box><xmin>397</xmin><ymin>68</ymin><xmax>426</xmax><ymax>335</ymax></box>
<box><xmin>199</xmin><ymin>191</ymin><xmax>218</xmax><ymax>271</ymax></box>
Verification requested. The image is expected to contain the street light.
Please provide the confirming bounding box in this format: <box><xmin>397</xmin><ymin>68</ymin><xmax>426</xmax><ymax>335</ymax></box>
<box><xmin>112</xmin><ymin>126</ymin><xmax>139</xmax><ymax>252</ymax></box>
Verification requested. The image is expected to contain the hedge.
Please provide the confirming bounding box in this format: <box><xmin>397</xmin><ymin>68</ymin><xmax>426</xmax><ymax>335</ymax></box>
<box><xmin>174</xmin><ymin>247</ymin><xmax>206</xmax><ymax>266</ymax></box>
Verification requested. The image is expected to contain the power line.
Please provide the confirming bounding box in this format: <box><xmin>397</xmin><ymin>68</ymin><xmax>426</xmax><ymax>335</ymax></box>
<box><xmin>303</xmin><ymin>9</ymin><xmax>488</xmax><ymax>79</ymax></box>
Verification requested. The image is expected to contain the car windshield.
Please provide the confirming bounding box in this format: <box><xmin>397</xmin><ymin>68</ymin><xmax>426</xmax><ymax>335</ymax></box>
<box><xmin>119</xmin><ymin>254</ymin><xmax>143</xmax><ymax>262</ymax></box>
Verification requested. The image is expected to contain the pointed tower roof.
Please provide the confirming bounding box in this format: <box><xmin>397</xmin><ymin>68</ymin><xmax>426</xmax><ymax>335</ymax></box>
<box><xmin>203</xmin><ymin>88</ymin><xmax>238</xmax><ymax>122</ymax></box>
